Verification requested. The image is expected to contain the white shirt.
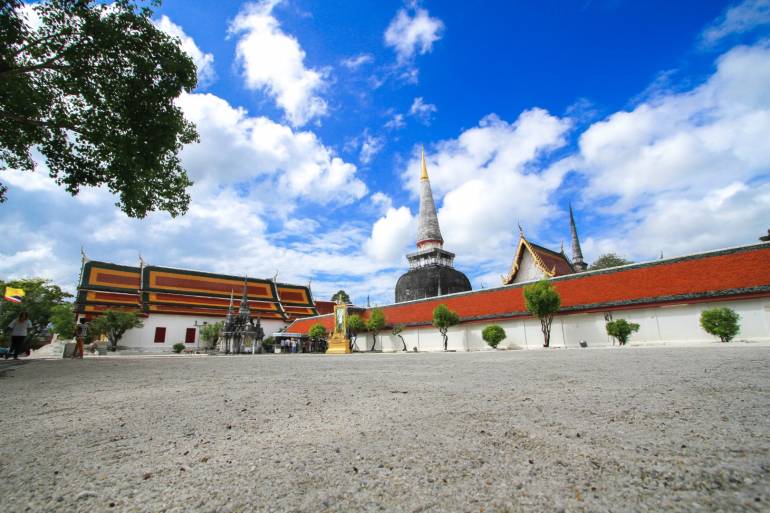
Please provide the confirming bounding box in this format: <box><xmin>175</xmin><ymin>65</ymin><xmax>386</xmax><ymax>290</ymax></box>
<box><xmin>9</xmin><ymin>319</ymin><xmax>31</xmax><ymax>337</ymax></box>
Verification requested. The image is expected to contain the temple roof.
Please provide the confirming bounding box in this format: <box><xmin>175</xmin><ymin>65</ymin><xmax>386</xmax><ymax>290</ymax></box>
<box><xmin>288</xmin><ymin>242</ymin><xmax>770</xmax><ymax>334</ymax></box>
<box><xmin>502</xmin><ymin>236</ymin><xmax>574</xmax><ymax>284</ymax></box>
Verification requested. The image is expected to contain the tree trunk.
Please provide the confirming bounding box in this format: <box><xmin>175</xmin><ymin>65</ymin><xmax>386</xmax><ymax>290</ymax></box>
<box><xmin>397</xmin><ymin>335</ymin><xmax>406</xmax><ymax>351</ymax></box>
<box><xmin>541</xmin><ymin>316</ymin><xmax>552</xmax><ymax>348</ymax></box>
<box><xmin>441</xmin><ymin>329</ymin><xmax>448</xmax><ymax>351</ymax></box>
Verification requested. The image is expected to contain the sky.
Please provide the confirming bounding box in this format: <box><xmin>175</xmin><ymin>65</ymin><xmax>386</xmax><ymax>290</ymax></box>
<box><xmin>2</xmin><ymin>0</ymin><xmax>770</xmax><ymax>305</ymax></box>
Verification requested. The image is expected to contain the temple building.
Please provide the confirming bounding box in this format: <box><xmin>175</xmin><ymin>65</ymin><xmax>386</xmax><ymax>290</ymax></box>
<box><xmin>75</xmin><ymin>260</ymin><xmax>321</xmax><ymax>352</ymax></box>
<box><xmin>395</xmin><ymin>149</ymin><xmax>472</xmax><ymax>302</ymax></box>
<box><xmin>502</xmin><ymin>205</ymin><xmax>587</xmax><ymax>284</ymax></box>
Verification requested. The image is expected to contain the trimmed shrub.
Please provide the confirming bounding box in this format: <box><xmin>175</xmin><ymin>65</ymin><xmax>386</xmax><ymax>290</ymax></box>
<box><xmin>172</xmin><ymin>343</ymin><xmax>185</xmax><ymax>353</ymax></box>
<box><xmin>700</xmin><ymin>307</ymin><xmax>740</xmax><ymax>342</ymax></box>
<box><xmin>482</xmin><ymin>325</ymin><xmax>506</xmax><ymax>348</ymax></box>
<box><xmin>606</xmin><ymin>319</ymin><xmax>640</xmax><ymax>346</ymax></box>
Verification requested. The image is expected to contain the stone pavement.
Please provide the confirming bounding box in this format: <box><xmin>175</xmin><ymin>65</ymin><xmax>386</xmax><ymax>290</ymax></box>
<box><xmin>0</xmin><ymin>346</ymin><xmax>768</xmax><ymax>512</ymax></box>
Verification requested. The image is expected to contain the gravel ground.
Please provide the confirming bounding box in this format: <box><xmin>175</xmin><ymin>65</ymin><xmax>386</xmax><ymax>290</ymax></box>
<box><xmin>0</xmin><ymin>346</ymin><xmax>768</xmax><ymax>513</ymax></box>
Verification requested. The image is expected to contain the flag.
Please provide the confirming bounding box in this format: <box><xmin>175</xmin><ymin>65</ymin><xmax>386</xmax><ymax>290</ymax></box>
<box><xmin>4</xmin><ymin>287</ymin><xmax>25</xmax><ymax>303</ymax></box>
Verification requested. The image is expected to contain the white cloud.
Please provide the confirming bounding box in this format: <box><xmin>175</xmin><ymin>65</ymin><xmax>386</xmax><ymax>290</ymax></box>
<box><xmin>384</xmin><ymin>4</ymin><xmax>444</xmax><ymax>64</ymax></box>
<box><xmin>359</xmin><ymin>132</ymin><xmax>384</xmax><ymax>164</ymax></box>
<box><xmin>177</xmin><ymin>92</ymin><xmax>366</xmax><ymax>204</ymax></box>
<box><xmin>402</xmin><ymin>109</ymin><xmax>572</xmax><ymax>262</ymax></box>
<box><xmin>154</xmin><ymin>15</ymin><xmax>215</xmax><ymax>87</ymax></box>
<box><xmin>409</xmin><ymin>96</ymin><xmax>437</xmax><ymax>124</ymax></box>
<box><xmin>385</xmin><ymin>113</ymin><xmax>406</xmax><ymax>130</ymax></box>
<box><xmin>701</xmin><ymin>0</ymin><xmax>770</xmax><ymax>45</ymax></box>
<box><xmin>230</xmin><ymin>0</ymin><xmax>328</xmax><ymax>126</ymax></box>
<box><xmin>364</xmin><ymin>206</ymin><xmax>416</xmax><ymax>264</ymax></box>
<box><xmin>371</xmin><ymin>192</ymin><xmax>393</xmax><ymax>213</ymax></box>
<box><xmin>341</xmin><ymin>53</ymin><xmax>374</xmax><ymax>69</ymax></box>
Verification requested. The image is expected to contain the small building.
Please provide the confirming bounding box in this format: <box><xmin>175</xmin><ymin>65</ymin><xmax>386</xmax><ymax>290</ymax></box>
<box><xmin>75</xmin><ymin>260</ymin><xmax>320</xmax><ymax>352</ymax></box>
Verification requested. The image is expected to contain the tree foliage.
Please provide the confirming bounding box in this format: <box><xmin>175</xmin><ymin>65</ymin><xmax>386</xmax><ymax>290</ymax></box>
<box><xmin>88</xmin><ymin>309</ymin><xmax>143</xmax><ymax>351</ymax></box>
<box><xmin>482</xmin><ymin>325</ymin><xmax>506</xmax><ymax>349</ymax></box>
<box><xmin>392</xmin><ymin>324</ymin><xmax>406</xmax><ymax>351</ymax></box>
<box><xmin>700</xmin><ymin>307</ymin><xmax>740</xmax><ymax>343</ymax></box>
<box><xmin>366</xmin><ymin>308</ymin><xmax>385</xmax><ymax>351</ymax></box>
<box><xmin>49</xmin><ymin>302</ymin><xmax>76</xmax><ymax>339</ymax></box>
<box><xmin>523</xmin><ymin>279</ymin><xmax>561</xmax><ymax>348</ymax></box>
<box><xmin>308</xmin><ymin>323</ymin><xmax>327</xmax><ymax>342</ymax></box>
<box><xmin>0</xmin><ymin>0</ymin><xmax>198</xmax><ymax>217</ymax></box>
<box><xmin>199</xmin><ymin>320</ymin><xmax>223</xmax><ymax>349</ymax></box>
<box><xmin>1</xmin><ymin>277</ymin><xmax>72</xmax><ymax>345</ymax></box>
<box><xmin>432</xmin><ymin>304</ymin><xmax>459</xmax><ymax>351</ymax></box>
<box><xmin>347</xmin><ymin>314</ymin><xmax>366</xmax><ymax>350</ymax></box>
<box><xmin>589</xmin><ymin>253</ymin><xmax>633</xmax><ymax>270</ymax></box>
<box><xmin>330</xmin><ymin>290</ymin><xmax>351</xmax><ymax>304</ymax></box>
<box><xmin>605</xmin><ymin>319</ymin><xmax>640</xmax><ymax>346</ymax></box>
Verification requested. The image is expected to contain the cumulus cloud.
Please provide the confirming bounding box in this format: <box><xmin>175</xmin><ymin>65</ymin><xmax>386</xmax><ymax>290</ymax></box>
<box><xmin>230</xmin><ymin>0</ymin><xmax>328</xmax><ymax>126</ymax></box>
<box><xmin>154</xmin><ymin>15</ymin><xmax>216</xmax><ymax>86</ymax></box>
<box><xmin>409</xmin><ymin>96</ymin><xmax>437</xmax><ymax>124</ymax></box>
<box><xmin>385</xmin><ymin>113</ymin><xmax>406</xmax><ymax>130</ymax></box>
<box><xmin>341</xmin><ymin>53</ymin><xmax>374</xmax><ymax>69</ymax></box>
<box><xmin>359</xmin><ymin>132</ymin><xmax>384</xmax><ymax>165</ymax></box>
<box><xmin>402</xmin><ymin>109</ymin><xmax>572</xmax><ymax>261</ymax></box>
<box><xmin>364</xmin><ymin>206</ymin><xmax>416</xmax><ymax>264</ymax></box>
<box><xmin>177</xmin><ymin>92</ymin><xmax>366</xmax><ymax>204</ymax></box>
<box><xmin>701</xmin><ymin>0</ymin><xmax>770</xmax><ymax>45</ymax></box>
<box><xmin>384</xmin><ymin>4</ymin><xmax>444</xmax><ymax>64</ymax></box>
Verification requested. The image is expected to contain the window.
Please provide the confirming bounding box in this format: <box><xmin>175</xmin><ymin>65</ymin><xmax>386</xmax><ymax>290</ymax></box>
<box><xmin>185</xmin><ymin>328</ymin><xmax>196</xmax><ymax>344</ymax></box>
<box><xmin>154</xmin><ymin>327</ymin><xmax>166</xmax><ymax>343</ymax></box>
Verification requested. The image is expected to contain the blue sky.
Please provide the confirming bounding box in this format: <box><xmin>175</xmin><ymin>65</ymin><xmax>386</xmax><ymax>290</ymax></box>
<box><xmin>2</xmin><ymin>0</ymin><xmax>770</xmax><ymax>305</ymax></box>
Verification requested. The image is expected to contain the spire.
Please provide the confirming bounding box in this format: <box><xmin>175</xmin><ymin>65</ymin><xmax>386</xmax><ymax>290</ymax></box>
<box><xmin>416</xmin><ymin>147</ymin><xmax>443</xmax><ymax>249</ymax></box>
<box><xmin>569</xmin><ymin>204</ymin><xmax>587</xmax><ymax>272</ymax></box>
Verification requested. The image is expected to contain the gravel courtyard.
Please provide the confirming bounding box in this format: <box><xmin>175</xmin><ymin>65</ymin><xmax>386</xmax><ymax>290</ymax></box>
<box><xmin>0</xmin><ymin>346</ymin><xmax>768</xmax><ymax>513</ymax></box>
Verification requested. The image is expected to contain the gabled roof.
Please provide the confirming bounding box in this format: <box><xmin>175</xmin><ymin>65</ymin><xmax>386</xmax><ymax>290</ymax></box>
<box><xmin>502</xmin><ymin>236</ymin><xmax>574</xmax><ymax>284</ymax></box>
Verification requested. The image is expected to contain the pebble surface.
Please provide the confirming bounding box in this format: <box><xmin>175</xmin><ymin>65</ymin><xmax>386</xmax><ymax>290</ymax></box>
<box><xmin>0</xmin><ymin>345</ymin><xmax>768</xmax><ymax>512</ymax></box>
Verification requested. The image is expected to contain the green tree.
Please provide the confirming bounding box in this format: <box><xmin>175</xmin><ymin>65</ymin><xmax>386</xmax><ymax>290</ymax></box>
<box><xmin>523</xmin><ymin>279</ymin><xmax>561</xmax><ymax>348</ymax></box>
<box><xmin>432</xmin><ymin>304</ymin><xmax>460</xmax><ymax>351</ymax></box>
<box><xmin>1</xmin><ymin>278</ymin><xmax>72</xmax><ymax>347</ymax></box>
<box><xmin>482</xmin><ymin>325</ymin><xmax>506</xmax><ymax>349</ymax></box>
<box><xmin>308</xmin><ymin>323</ymin><xmax>327</xmax><ymax>343</ymax></box>
<box><xmin>199</xmin><ymin>321</ymin><xmax>223</xmax><ymax>350</ymax></box>
<box><xmin>330</xmin><ymin>290</ymin><xmax>351</xmax><ymax>304</ymax></box>
<box><xmin>88</xmin><ymin>310</ymin><xmax>143</xmax><ymax>351</ymax></box>
<box><xmin>49</xmin><ymin>303</ymin><xmax>76</xmax><ymax>339</ymax></box>
<box><xmin>1</xmin><ymin>0</ymin><xmax>198</xmax><ymax>217</ymax></box>
<box><xmin>366</xmin><ymin>308</ymin><xmax>386</xmax><ymax>351</ymax></box>
<box><xmin>347</xmin><ymin>314</ymin><xmax>366</xmax><ymax>351</ymax></box>
<box><xmin>700</xmin><ymin>307</ymin><xmax>740</xmax><ymax>343</ymax></box>
<box><xmin>605</xmin><ymin>319</ymin><xmax>640</xmax><ymax>346</ymax></box>
<box><xmin>589</xmin><ymin>253</ymin><xmax>633</xmax><ymax>270</ymax></box>
<box><xmin>392</xmin><ymin>324</ymin><xmax>407</xmax><ymax>351</ymax></box>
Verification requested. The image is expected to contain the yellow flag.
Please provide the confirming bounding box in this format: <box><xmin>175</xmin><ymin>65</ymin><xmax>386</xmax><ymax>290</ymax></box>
<box><xmin>4</xmin><ymin>287</ymin><xmax>25</xmax><ymax>303</ymax></box>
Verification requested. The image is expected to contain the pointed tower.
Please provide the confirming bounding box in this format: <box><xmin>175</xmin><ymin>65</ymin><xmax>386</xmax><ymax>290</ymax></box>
<box><xmin>395</xmin><ymin>148</ymin><xmax>471</xmax><ymax>302</ymax></box>
<box><xmin>569</xmin><ymin>204</ymin><xmax>588</xmax><ymax>272</ymax></box>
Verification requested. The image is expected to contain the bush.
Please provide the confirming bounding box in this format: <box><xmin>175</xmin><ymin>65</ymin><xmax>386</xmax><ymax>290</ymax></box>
<box><xmin>700</xmin><ymin>307</ymin><xmax>740</xmax><ymax>342</ymax></box>
<box><xmin>172</xmin><ymin>343</ymin><xmax>185</xmax><ymax>353</ymax></box>
<box><xmin>262</xmin><ymin>336</ymin><xmax>274</xmax><ymax>352</ymax></box>
<box><xmin>482</xmin><ymin>325</ymin><xmax>506</xmax><ymax>348</ymax></box>
<box><xmin>606</xmin><ymin>319</ymin><xmax>640</xmax><ymax>346</ymax></box>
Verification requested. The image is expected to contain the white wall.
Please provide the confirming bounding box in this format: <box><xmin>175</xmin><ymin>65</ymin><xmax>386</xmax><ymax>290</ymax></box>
<box><xmin>363</xmin><ymin>297</ymin><xmax>770</xmax><ymax>353</ymax></box>
<box><xmin>112</xmin><ymin>314</ymin><xmax>286</xmax><ymax>353</ymax></box>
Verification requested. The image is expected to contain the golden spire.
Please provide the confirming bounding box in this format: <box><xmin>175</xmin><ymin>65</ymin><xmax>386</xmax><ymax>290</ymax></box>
<box><xmin>420</xmin><ymin>146</ymin><xmax>429</xmax><ymax>181</ymax></box>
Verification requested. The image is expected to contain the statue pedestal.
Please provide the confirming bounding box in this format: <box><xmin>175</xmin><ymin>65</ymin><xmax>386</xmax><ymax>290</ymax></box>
<box><xmin>326</xmin><ymin>332</ymin><xmax>351</xmax><ymax>354</ymax></box>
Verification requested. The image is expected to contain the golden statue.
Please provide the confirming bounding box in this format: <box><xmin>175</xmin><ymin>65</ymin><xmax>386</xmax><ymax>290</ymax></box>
<box><xmin>326</xmin><ymin>298</ymin><xmax>351</xmax><ymax>354</ymax></box>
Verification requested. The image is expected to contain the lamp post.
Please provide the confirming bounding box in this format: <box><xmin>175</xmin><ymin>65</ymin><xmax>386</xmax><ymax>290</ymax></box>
<box><xmin>193</xmin><ymin>320</ymin><xmax>208</xmax><ymax>353</ymax></box>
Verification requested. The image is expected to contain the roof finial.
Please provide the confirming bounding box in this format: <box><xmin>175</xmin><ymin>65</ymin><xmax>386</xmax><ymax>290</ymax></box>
<box><xmin>420</xmin><ymin>146</ymin><xmax>429</xmax><ymax>181</ymax></box>
<box><xmin>518</xmin><ymin>221</ymin><xmax>524</xmax><ymax>237</ymax></box>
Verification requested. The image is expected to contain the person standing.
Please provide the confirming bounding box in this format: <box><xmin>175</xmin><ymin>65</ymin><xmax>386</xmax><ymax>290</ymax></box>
<box><xmin>74</xmin><ymin>318</ymin><xmax>89</xmax><ymax>359</ymax></box>
<box><xmin>7</xmin><ymin>312</ymin><xmax>31</xmax><ymax>360</ymax></box>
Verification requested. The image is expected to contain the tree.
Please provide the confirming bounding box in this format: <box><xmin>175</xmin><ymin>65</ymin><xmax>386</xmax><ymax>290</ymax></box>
<box><xmin>330</xmin><ymin>290</ymin><xmax>351</xmax><ymax>304</ymax></box>
<box><xmin>523</xmin><ymin>279</ymin><xmax>561</xmax><ymax>348</ymax></box>
<box><xmin>590</xmin><ymin>253</ymin><xmax>633</xmax><ymax>270</ymax></box>
<box><xmin>347</xmin><ymin>314</ymin><xmax>366</xmax><ymax>351</ymax></box>
<box><xmin>700</xmin><ymin>307</ymin><xmax>740</xmax><ymax>343</ymax></box>
<box><xmin>392</xmin><ymin>324</ymin><xmax>407</xmax><ymax>351</ymax></box>
<box><xmin>432</xmin><ymin>304</ymin><xmax>459</xmax><ymax>351</ymax></box>
<box><xmin>1</xmin><ymin>0</ymin><xmax>198</xmax><ymax>217</ymax></box>
<box><xmin>308</xmin><ymin>323</ymin><xmax>327</xmax><ymax>344</ymax></box>
<box><xmin>366</xmin><ymin>308</ymin><xmax>386</xmax><ymax>351</ymax></box>
<box><xmin>1</xmin><ymin>278</ymin><xmax>72</xmax><ymax>347</ymax></box>
<box><xmin>482</xmin><ymin>325</ymin><xmax>506</xmax><ymax>349</ymax></box>
<box><xmin>199</xmin><ymin>321</ymin><xmax>223</xmax><ymax>350</ymax></box>
<box><xmin>49</xmin><ymin>303</ymin><xmax>76</xmax><ymax>339</ymax></box>
<box><xmin>605</xmin><ymin>319</ymin><xmax>640</xmax><ymax>346</ymax></box>
<box><xmin>88</xmin><ymin>310</ymin><xmax>143</xmax><ymax>351</ymax></box>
